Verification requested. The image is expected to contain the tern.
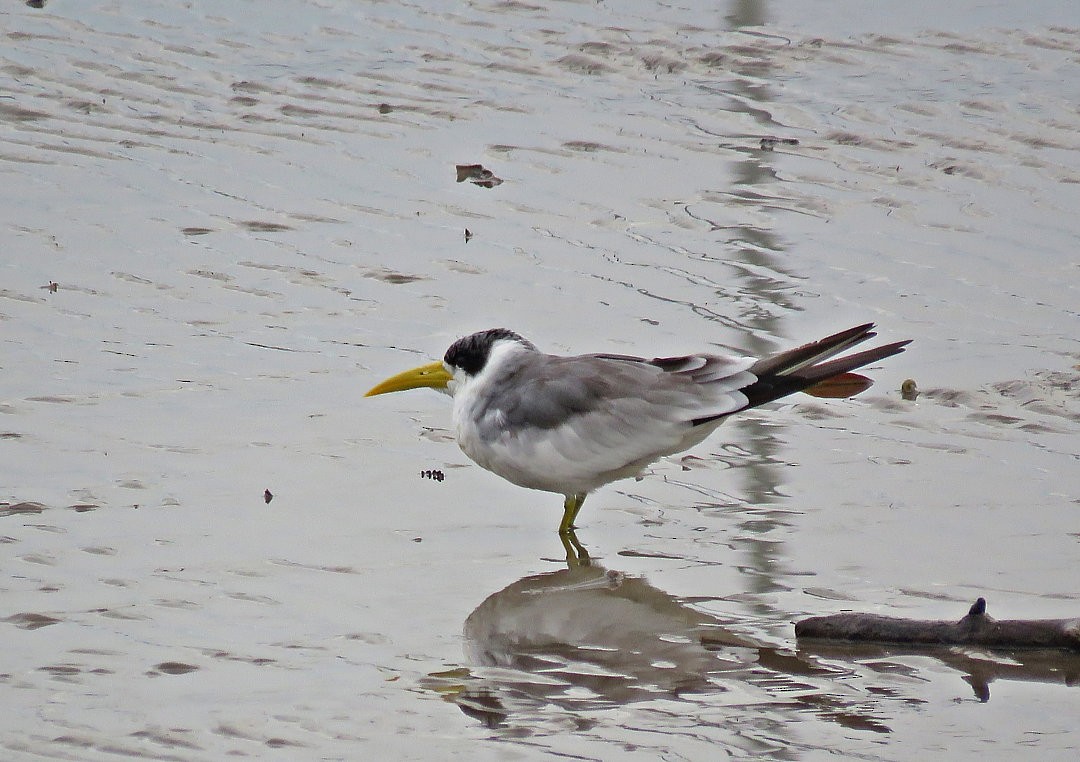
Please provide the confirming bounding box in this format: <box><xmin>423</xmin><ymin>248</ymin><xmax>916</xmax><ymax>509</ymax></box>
<box><xmin>366</xmin><ymin>324</ymin><xmax>910</xmax><ymax>534</ymax></box>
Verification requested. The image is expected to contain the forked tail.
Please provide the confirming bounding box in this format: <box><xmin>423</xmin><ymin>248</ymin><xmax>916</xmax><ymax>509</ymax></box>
<box><xmin>694</xmin><ymin>323</ymin><xmax>911</xmax><ymax>424</ymax></box>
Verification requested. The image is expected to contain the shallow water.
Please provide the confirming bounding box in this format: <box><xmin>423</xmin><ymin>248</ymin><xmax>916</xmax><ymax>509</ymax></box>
<box><xmin>2</xmin><ymin>1</ymin><xmax>1079</xmax><ymax>759</ymax></box>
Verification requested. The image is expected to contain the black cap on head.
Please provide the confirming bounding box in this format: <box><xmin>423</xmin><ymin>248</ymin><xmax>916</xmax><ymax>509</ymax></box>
<box><xmin>444</xmin><ymin>329</ymin><xmax>533</xmax><ymax>376</ymax></box>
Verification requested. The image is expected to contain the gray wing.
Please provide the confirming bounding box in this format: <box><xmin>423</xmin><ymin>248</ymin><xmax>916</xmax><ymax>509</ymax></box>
<box><xmin>465</xmin><ymin>351</ymin><xmax>757</xmax><ymax>491</ymax></box>
<box><xmin>493</xmin><ymin>352</ymin><xmax>757</xmax><ymax>431</ymax></box>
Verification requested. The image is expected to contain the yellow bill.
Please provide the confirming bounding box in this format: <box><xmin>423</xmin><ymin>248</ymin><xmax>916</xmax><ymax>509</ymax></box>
<box><xmin>365</xmin><ymin>361</ymin><xmax>452</xmax><ymax>397</ymax></box>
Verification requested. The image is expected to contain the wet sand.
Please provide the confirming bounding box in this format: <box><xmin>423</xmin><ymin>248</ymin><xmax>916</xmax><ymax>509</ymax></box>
<box><xmin>2</xmin><ymin>1</ymin><xmax>1079</xmax><ymax>759</ymax></box>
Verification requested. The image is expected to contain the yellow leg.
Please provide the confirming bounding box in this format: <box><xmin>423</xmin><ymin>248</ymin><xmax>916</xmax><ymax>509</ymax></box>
<box><xmin>559</xmin><ymin>527</ymin><xmax>590</xmax><ymax>567</ymax></box>
<box><xmin>558</xmin><ymin>493</ymin><xmax>587</xmax><ymax>535</ymax></box>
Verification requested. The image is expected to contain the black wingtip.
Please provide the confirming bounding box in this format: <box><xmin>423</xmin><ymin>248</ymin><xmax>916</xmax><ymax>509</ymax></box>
<box><xmin>731</xmin><ymin>330</ymin><xmax>913</xmax><ymax>418</ymax></box>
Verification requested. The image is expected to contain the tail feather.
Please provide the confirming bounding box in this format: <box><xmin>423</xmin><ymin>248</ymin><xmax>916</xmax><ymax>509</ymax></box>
<box><xmin>749</xmin><ymin>323</ymin><xmax>876</xmax><ymax>378</ymax></box>
<box><xmin>789</xmin><ymin>340</ymin><xmax>912</xmax><ymax>388</ymax></box>
<box><xmin>692</xmin><ymin>325</ymin><xmax>910</xmax><ymax>426</ymax></box>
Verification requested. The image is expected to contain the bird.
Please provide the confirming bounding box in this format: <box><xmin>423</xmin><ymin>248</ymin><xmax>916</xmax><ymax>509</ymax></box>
<box><xmin>366</xmin><ymin>324</ymin><xmax>910</xmax><ymax>534</ymax></box>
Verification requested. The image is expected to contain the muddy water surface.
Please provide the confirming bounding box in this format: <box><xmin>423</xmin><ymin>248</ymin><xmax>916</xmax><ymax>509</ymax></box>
<box><xmin>2</xmin><ymin>1</ymin><xmax>1079</xmax><ymax>759</ymax></box>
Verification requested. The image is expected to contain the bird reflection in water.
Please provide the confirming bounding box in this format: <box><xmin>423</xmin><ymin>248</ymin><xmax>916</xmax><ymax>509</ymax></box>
<box><xmin>424</xmin><ymin>529</ymin><xmax>842</xmax><ymax>732</ymax></box>
<box><xmin>423</xmin><ymin>531</ymin><xmax>1080</xmax><ymax>734</ymax></box>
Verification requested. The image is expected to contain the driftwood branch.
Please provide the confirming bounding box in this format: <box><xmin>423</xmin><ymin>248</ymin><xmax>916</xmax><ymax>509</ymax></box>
<box><xmin>795</xmin><ymin>597</ymin><xmax>1080</xmax><ymax>651</ymax></box>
